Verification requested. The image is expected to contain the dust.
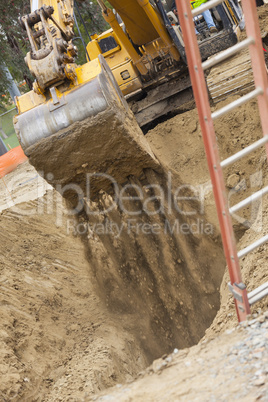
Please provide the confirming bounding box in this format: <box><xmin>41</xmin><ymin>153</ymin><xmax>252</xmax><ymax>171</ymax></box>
<box><xmin>80</xmin><ymin>166</ymin><xmax>226</xmax><ymax>354</ymax></box>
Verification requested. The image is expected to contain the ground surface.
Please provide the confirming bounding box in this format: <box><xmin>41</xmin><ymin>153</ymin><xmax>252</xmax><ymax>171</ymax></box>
<box><xmin>90</xmin><ymin>313</ymin><xmax>268</xmax><ymax>402</ymax></box>
<box><xmin>0</xmin><ymin>181</ymin><xmax>149</xmax><ymax>401</ymax></box>
<box><xmin>0</xmin><ymin>5</ymin><xmax>268</xmax><ymax>401</ymax></box>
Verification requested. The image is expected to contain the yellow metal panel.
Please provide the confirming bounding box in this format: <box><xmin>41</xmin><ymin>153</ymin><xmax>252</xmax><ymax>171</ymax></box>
<box><xmin>111</xmin><ymin>60</ymin><xmax>142</xmax><ymax>95</ymax></box>
<box><xmin>119</xmin><ymin>77</ymin><xmax>143</xmax><ymax>95</ymax></box>
<box><xmin>16</xmin><ymin>58</ymin><xmax>102</xmax><ymax>114</ymax></box>
<box><xmin>15</xmin><ymin>90</ymin><xmax>46</xmax><ymax>114</ymax></box>
<box><xmin>87</xmin><ymin>40</ymin><xmax>102</xmax><ymax>61</ymax></box>
<box><xmin>107</xmin><ymin>0</ymin><xmax>159</xmax><ymax>45</ymax></box>
<box><xmin>86</xmin><ymin>30</ymin><xmax>142</xmax><ymax>88</ymax></box>
<box><xmin>76</xmin><ymin>59</ymin><xmax>102</xmax><ymax>85</ymax></box>
<box><xmin>87</xmin><ymin>31</ymin><xmax>121</xmax><ymax>61</ymax></box>
<box><xmin>103</xmin><ymin>35</ymin><xmax>131</xmax><ymax>68</ymax></box>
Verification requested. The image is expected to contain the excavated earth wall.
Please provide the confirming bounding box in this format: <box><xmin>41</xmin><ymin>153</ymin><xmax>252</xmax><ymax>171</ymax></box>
<box><xmin>0</xmin><ymin>167</ymin><xmax>226</xmax><ymax>401</ymax></box>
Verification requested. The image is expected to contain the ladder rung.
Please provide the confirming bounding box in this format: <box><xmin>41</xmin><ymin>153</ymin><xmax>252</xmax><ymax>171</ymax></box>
<box><xmin>248</xmin><ymin>282</ymin><xmax>268</xmax><ymax>305</ymax></box>
<box><xmin>249</xmin><ymin>287</ymin><xmax>268</xmax><ymax>305</ymax></box>
<box><xmin>211</xmin><ymin>87</ymin><xmax>263</xmax><ymax>120</ymax></box>
<box><xmin>238</xmin><ymin>235</ymin><xmax>268</xmax><ymax>259</ymax></box>
<box><xmin>229</xmin><ymin>186</ymin><xmax>268</xmax><ymax>214</ymax></box>
<box><xmin>192</xmin><ymin>0</ymin><xmax>224</xmax><ymax>17</ymax></box>
<box><xmin>202</xmin><ymin>37</ymin><xmax>255</xmax><ymax>71</ymax></box>
<box><xmin>221</xmin><ymin>136</ymin><xmax>268</xmax><ymax>168</ymax></box>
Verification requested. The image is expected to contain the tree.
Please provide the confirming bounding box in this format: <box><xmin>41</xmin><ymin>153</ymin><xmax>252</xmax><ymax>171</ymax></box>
<box><xmin>0</xmin><ymin>0</ymin><xmax>32</xmax><ymax>109</ymax></box>
<box><xmin>0</xmin><ymin>0</ymin><xmax>110</xmax><ymax>109</ymax></box>
<box><xmin>73</xmin><ymin>0</ymin><xmax>110</xmax><ymax>65</ymax></box>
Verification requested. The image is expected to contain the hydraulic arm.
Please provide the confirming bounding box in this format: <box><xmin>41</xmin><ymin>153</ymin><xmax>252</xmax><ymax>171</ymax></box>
<box><xmin>20</xmin><ymin>0</ymin><xmax>77</xmax><ymax>94</ymax></box>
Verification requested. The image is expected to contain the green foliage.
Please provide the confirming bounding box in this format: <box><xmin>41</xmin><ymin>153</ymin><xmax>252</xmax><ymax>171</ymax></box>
<box><xmin>4</xmin><ymin>133</ymin><xmax>20</xmax><ymax>149</ymax></box>
<box><xmin>73</xmin><ymin>0</ymin><xmax>110</xmax><ymax>65</ymax></box>
<box><xmin>0</xmin><ymin>108</ymin><xmax>17</xmax><ymax>137</ymax></box>
<box><xmin>0</xmin><ymin>0</ymin><xmax>32</xmax><ymax>110</ymax></box>
<box><xmin>0</xmin><ymin>0</ymin><xmax>110</xmax><ymax>104</ymax></box>
<box><xmin>0</xmin><ymin>107</ymin><xmax>17</xmax><ymax>148</ymax></box>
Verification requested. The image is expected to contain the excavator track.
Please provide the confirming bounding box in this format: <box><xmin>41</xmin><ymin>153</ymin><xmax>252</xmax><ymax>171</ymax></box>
<box><xmin>206</xmin><ymin>49</ymin><xmax>254</xmax><ymax>103</ymax></box>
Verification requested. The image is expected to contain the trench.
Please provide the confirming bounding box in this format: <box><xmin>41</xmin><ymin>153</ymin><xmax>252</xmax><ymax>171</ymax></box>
<box><xmin>76</xmin><ymin>165</ymin><xmax>226</xmax><ymax>364</ymax></box>
<box><xmin>4</xmin><ymin>91</ymin><xmax>265</xmax><ymax>399</ymax></box>
<box><xmin>0</xmin><ymin>164</ymin><xmax>227</xmax><ymax>400</ymax></box>
<box><xmin>13</xmin><ymin>89</ymin><xmax>230</xmax><ymax>398</ymax></box>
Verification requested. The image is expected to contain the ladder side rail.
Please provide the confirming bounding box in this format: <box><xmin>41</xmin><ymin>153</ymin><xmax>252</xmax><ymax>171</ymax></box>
<box><xmin>175</xmin><ymin>0</ymin><xmax>251</xmax><ymax>322</ymax></box>
<box><xmin>240</xmin><ymin>0</ymin><xmax>268</xmax><ymax>159</ymax></box>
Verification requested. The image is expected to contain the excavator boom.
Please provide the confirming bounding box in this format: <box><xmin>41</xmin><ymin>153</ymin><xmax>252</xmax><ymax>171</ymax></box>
<box><xmin>106</xmin><ymin>0</ymin><xmax>159</xmax><ymax>45</ymax></box>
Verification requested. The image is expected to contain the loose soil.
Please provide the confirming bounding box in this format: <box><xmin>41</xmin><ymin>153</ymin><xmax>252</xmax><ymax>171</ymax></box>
<box><xmin>89</xmin><ymin>313</ymin><xmax>268</xmax><ymax>402</ymax></box>
<box><xmin>1</xmin><ymin>94</ymin><xmax>267</xmax><ymax>400</ymax></box>
<box><xmin>0</xmin><ymin>5</ymin><xmax>267</xmax><ymax>400</ymax></box>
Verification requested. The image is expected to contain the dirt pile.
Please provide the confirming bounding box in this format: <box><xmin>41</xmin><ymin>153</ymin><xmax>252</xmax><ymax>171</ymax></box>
<box><xmin>244</xmin><ymin>4</ymin><xmax>268</xmax><ymax>39</ymax></box>
<box><xmin>147</xmin><ymin>97</ymin><xmax>267</xmax><ymax>235</ymax></box>
<box><xmin>0</xmin><ymin>191</ymin><xmax>149</xmax><ymax>400</ymax></box>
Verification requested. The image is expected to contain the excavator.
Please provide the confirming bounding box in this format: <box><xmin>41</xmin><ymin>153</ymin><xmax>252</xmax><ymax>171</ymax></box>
<box><xmin>14</xmin><ymin>0</ymin><xmax>246</xmax><ymax>204</ymax></box>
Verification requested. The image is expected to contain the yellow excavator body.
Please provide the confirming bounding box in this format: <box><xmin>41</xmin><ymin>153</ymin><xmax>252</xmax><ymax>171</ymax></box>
<box><xmin>14</xmin><ymin>0</ymin><xmax>244</xmax><ymax>203</ymax></box>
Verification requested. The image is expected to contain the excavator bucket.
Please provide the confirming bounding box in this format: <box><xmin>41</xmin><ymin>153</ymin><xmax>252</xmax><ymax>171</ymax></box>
<box><xmin>14</xmin><ymin>56</ymin><xmax>159</xmax><ymax>206</ymax></box>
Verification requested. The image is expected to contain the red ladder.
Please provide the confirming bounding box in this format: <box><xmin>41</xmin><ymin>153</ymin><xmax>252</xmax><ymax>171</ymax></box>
<box><xmin>175</xmin><ymin>0</ymin><xmax>268</xmax><ymax>322</ymax></box>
